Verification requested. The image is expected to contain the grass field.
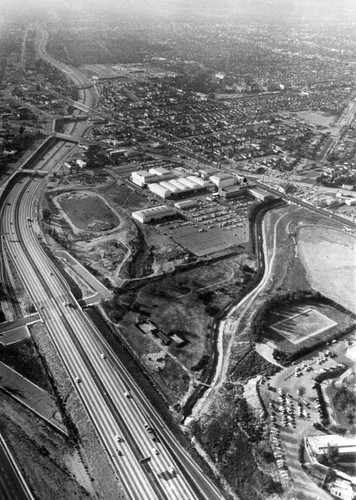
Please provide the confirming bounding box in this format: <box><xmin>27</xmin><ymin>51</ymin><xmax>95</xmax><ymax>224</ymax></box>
<box><xmin>59</xmin><ymin>192</ymin><xmax>119</xmax><ymax>232</ymax></box>
<box><xmin>271</xmin><ymin>307</ymin><xmax>337</xmax><ymax>344</ymax></box>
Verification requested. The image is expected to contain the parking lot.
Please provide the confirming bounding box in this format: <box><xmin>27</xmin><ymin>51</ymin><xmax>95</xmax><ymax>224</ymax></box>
<box><xmin>261</xmin><ymin>342</ymin><xmax>354</xmax><ymax>498</ymax></box>
<box><xmin>152</xmin><ymin>196</ymin><xmax>251</xmax><ymax>256</ymax></box>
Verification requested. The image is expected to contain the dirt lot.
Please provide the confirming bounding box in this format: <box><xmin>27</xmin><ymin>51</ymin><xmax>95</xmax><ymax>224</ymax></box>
<box><xmin>99</xmin><ymin>181</ymin><xmax>150</xmax><ymax>211</ymax></box>
<box><xmin>297</xmin><ymin>226</ymin><xmax>356</xmax><ymax>313</ymax></box>
<box><xmin>294</xmin><ymin>110</ymin><xmax>335</xmax><ymax>128</ymax></box>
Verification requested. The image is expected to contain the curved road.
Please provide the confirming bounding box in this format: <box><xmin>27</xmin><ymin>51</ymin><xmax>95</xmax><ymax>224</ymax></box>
<box><xmin>0</xmin><ymin>22</ymin><xmax>224</xmax><ymax>500</ymax></box>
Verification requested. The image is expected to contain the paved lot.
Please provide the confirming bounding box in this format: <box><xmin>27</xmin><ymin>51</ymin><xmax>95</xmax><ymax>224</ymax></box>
<box><xmin>261</xmin><ymin>342</ymin><xmax>354</xmax><ymax>499</ymax></box>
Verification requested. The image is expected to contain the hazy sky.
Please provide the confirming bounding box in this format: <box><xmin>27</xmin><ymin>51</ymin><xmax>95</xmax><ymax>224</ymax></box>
<box><xmin>1</xmin><ymin>0</ymin><xmax>356</xmax><ymax>24</ymax></box>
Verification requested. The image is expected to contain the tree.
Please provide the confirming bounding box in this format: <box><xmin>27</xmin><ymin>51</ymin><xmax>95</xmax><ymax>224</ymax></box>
<box><xmin>325</xmin><ymin>444</ymin><xmax>339</xmax><ymax>467</ymax></box>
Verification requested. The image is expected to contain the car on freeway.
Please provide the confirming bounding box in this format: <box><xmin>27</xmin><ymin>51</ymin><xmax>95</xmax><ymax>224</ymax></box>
<box><xmin>75</xmin><ymin>376</ymin><xmax>82</xmax><ymax>383</ymax></box>
<box><xmin>152</xmin><ymin>448</ymin><xmax>159</xmax><ymax>455</ymax></box>
<box><xmin>101</xmin><ymin>353</ymin><xmax>107</xmax><ymax>359</ymax></box>
<box><xmin>115</xmin><ymin>435</ymin><xmax>123</xmax><ymax>442</ymax></box>
<box><xmin>63</xmin><ymin>301</ymin><xmax>76</xmax><ymax>308</ymax></box>
<box><xmin>124</xmin><ymin>391</ymin><xmax>131</xmax><ymax>398</ymax></box>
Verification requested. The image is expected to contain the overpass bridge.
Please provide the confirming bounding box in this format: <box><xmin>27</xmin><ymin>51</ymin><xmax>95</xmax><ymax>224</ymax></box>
<box><xmin>20</xmin><ymin>169</ymin><xmax>48</xmax><ymax>176</ymax></box>
<box><xmin>54</xmin><ymin>132</ymin><xmax>79</xmax><ymax>143</ymax></box>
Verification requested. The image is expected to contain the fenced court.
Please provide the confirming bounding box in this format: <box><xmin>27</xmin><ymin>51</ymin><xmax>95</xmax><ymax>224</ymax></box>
<box><xmin>270</xmin><ymin>307</ymin><xmax>337</xmax><ymax>345</ymax></box>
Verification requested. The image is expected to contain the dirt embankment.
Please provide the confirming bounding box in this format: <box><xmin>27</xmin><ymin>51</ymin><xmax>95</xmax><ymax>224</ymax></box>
<box><xmin>128</xmin><ymin>222</ymin><xmax>153</xmax><ymax>279</ymax></box>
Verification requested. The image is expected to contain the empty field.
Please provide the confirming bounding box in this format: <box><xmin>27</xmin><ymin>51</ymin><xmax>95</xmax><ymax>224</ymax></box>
<box><xmin>58</xmin><ymin>192</ymin><xmax>119</xmax><ymax>232</ymax></box>
<box><xmin>271</xmin><ymin>308</ymin><xmax>337</xmax><ymax>344</ymax></box>
<box><xmin>297</xmin><ymin>227</ymin><xmax>356</xmax><ymax>313</ymax></box>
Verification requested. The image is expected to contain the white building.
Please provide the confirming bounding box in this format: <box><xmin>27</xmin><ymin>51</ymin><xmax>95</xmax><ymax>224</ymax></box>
<box><xmin>178</xmin><ymin>177</ymin><xmax>200</xmax><ymax>189</ymax></box>
<box><xmin>345</xmin><ymin>198</ymin><xmax>356</xmax><ymax>206</ymax></box>
<box><xmin>149</xmin><ymin>167</ymin><xmax>174</xmax><ymax>180</ymax></box>
<box><xmin>131</xmin><ymin>170</ymin><xmax>159</xmax><ymax>187</ymax></box>
<box><xmin>160</xmin><ymin>181</ymin><xmax>180</xmax><ymax>194</ymax></box>
<box><xmin>247</xmin><ymin>186</ymin><xmax>273</xmax><ymax>201</ymax></box>
<box><xmin>174</xmin><ymin>199</ymin><xmax>196</xmax><ymax>209</ymax></box>
<box><xmin>169</xmin><ymin>179</ymin><xmax>190</xmax><ymax>192</ymax></box>
<box><xmin>187</xmin><ymin>175</ymin><xmax>212</xmax><ymax>187</ymax></box>
<box><xmin>209</xmin><ymin>172</ymin><xmax>236</xmax><ymax>188</ymax></box>
<box><xmin>132</xmin><ymin>205</ymin><xmax>176</xmax><ymax>223</ymax></box>
<box><xmin>148</xmin><ymin>183</ymin><xmax>172</xmax><ymax>199</ymax></box>
<box><xmin>305</xmin><ymin>434</ymin><xmax>356</xmax><ymax>463</ymax></box>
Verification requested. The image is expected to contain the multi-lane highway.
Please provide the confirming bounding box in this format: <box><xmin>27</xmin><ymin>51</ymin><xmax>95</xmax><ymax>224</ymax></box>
<box><xmin>0</xmin><ymin>23</ymin><xmax>224</xmax><ymax>500</ymax></box>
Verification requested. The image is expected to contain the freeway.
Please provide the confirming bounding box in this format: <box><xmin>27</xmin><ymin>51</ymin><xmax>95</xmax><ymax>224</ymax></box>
<box><xmin>0</xmin><ymin>22</ymin><xmax>225</xmax><ymax>500</ymax></box>
<box><xmin>0</xmin><ymin>434</ymin><xmax>34</xmax><ymax>500</ymax></box>
<box><xmin>1</xmin><ymin>167</ymin><xmax>224</xmax><ymax>500</ymax></box>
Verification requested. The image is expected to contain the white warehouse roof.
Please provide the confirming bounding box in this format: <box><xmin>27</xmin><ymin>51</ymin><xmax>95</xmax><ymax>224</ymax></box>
<box><xmin>187</xmin><ymin>175</ymin><xmax>210</xmax><ymax>187</ymax></box>
<box><xmin>148</xmin><ymin>183</ymin><xmax>172</xmax><ymax>198</ymax></box>
<box><xmin>149</xmin><ymin>167</ymin><xmax>171</xmax><ymax>176</ymax></box>
<box><xmin>132</xmin><ymin>205</ymin><xmax>176</xmax><ymax>223</ymax></box>
<box><xmin>178</xmin><ymin>177</ymin><xmax>200</xmax><ymax>189</ymax></box>
<box><xmin>169</xmin><ymin>179</ymin><xmax>190</xmax><ymax>191</ymax></box>
<box><xmin>160</xmin><ymin>181</ymin><xmax>180</xmax><ymax>193</ymax></box>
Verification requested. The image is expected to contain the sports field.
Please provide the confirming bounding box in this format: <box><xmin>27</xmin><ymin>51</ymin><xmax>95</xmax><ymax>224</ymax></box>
<box><xmin>271</xmin><ymin>307</ymin><xmax>337</xmax><ymax>345</ymax></box>
<box><xmin>58</xmin><ymin>192</ymin><xmax>119</xmax><ymax>232</ymax></box>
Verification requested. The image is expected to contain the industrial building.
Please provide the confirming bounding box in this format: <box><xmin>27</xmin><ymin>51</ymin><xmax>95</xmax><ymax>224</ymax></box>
<box><xmin>209</xmin><ymin>172</ymin><xmax>237</xmax><ymax>188</ymax></box>
<box><xmin>187</xmin><ymin>175</ymin><xmax>212</xmax><ymax>187</ymax></box>
<box><xmin>148</xmin><ymin>183</ymin><xmax>173</xmax><ymax>199</ymax></box>
<box><xmin>131</xmin><ymin>170</ymin><xmax>159</xmax><ymax>187</ymax></box>
<box><xmin>146</xmin><ymin>176</ymin><xmax>208</xmax><ymax>199</ymax></box>
<box><xmin>305</xmin><ymin>434</ymin><xmax>356</xmax><ymax>463</ymax></box>
<box><xmin>131</xmin><ymin>167</ymin><xmax>174</xmax><ymax>187</ymax></box>
<box><xmin>132</xmin><ymin>205</ymin><xmax>176</xmax><ymax>223</ymax></box>
<box><xmin>220</xmin><ymin>184</ymin><xmax>275</xmax><ymax>202</ymax></box>
<box><xmin>219</xmin><ymin>185</ymin><xmax>244</xmax><ymax>199</ymax></box>
<box><xmin>246</xmin><ymin>186</ymin><xmax>274</xmax><ymax>201</ymax></box>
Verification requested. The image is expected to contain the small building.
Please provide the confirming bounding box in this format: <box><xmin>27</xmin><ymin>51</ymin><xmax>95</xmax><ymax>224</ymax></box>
<box><xmin>174</xmin><ymin>199</ymin><xmax>197</xmax><ymax>209</ymax></box>
<box><xmin>171</xmin><ymin>333</ymin><xmax>186</xmax><ymax>346</ymax></box>
<box><xmin>345</xmin><ymin>198</ymin><xmax>356</xmax><ymax>206</ymax></box>
<box><xmin>329</xmin><ymin>477</ymin><xmax>355</xmax><ymax>500</ymax></box>
<box><xmin>132</xmin><ymin>205</ymin><xmax>176</xmax><ymax>223</ymax></box>
<box><xmin>154</xmin><ymin>329</ymin><xmax>171</xmax><ymax>345</ymax></box>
